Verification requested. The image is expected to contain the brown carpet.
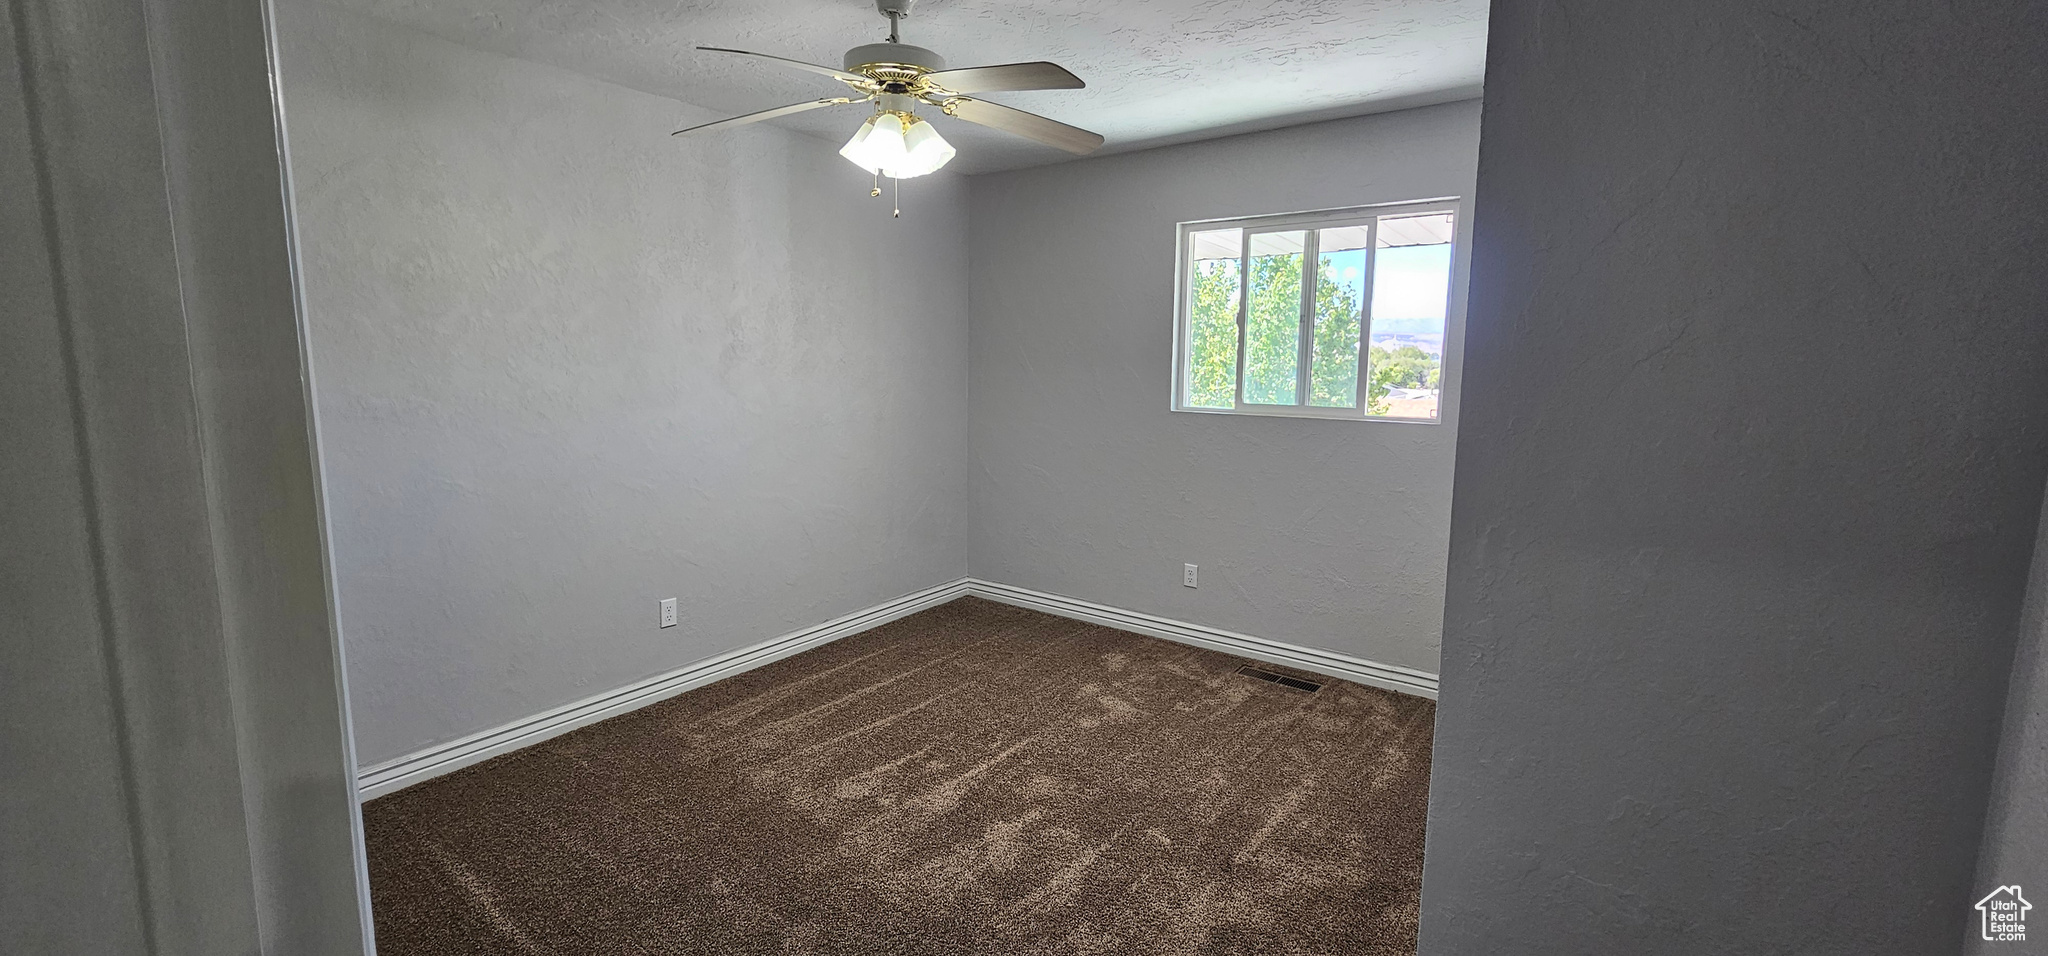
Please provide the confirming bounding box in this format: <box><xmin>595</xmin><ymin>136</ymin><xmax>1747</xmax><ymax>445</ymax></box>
<box><xmin>363</xmin><ymin>597</ymin><xmax>1436</xmax><ymax>955</ymax></box>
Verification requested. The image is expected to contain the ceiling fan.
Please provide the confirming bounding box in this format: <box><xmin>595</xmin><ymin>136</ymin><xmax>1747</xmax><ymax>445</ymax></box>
<box><xmin>673</xmin><ymin>0</ymin><xmax>1104</xmax><ymax>212</ymax></box>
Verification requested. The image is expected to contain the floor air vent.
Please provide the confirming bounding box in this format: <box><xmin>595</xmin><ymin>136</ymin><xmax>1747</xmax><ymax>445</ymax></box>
<box><xmin>1236</xmin><ymin>665</ymin><xmax>1322</xmax><ymax>693</ymax></box>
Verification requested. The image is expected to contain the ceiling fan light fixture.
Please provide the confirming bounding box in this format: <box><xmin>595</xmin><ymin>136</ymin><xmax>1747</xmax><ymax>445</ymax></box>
<box><xmin>682</xmin><ymin>0</ymin><xmax>1100</xmax><ymax>212</ymax></box>
<box><xmin>839</xmin><ymin>112</ymin><xmax>953</xmax><ymax>179</ymax></box>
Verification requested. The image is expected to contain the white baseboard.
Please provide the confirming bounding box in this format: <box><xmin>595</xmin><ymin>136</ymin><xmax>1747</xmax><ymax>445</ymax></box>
<box><xmin>961</xmin><ymin>579</ymin><xmax>1439</xmax><ymax>701</ymax></box>
<box><xmin>354</xmin><ymin>578</ymin><xmax>973</xmax><ymax>800</ymax></box>
<box><xmin>355</xmin><ymin>576</ymin><xmax>1439</xmax><ymax>800</ymax></box>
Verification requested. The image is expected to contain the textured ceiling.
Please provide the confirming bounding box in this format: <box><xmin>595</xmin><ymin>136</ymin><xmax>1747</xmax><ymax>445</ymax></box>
<box><xmin>326</xmin><ymin>0</ymin><xmax>1488</xmax><ymax>173</ymax></box>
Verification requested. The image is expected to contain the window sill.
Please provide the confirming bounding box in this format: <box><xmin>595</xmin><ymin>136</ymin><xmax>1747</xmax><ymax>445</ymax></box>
<box><xmin>1170</xmin><ymin>405</ymin><xmax>1442</xmax><ymax>425</ymax></box>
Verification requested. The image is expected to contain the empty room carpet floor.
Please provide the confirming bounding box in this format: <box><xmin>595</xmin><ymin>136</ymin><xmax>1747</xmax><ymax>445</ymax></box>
<box><xmin>362</xmin><ymin>596</ymin><xmax>1436</xmax><ymax>955</ymax></box>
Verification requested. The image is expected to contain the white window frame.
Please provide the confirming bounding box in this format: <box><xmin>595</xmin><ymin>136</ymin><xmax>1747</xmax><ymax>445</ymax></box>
<box><xmin>1171</xmin><ymin>198</ymin><xmax>1460</xmax><ymax>423</ymax></box>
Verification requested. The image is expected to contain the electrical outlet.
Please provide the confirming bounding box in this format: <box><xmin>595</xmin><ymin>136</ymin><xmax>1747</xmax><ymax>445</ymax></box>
<box><xmin>659</xmin><ymin>598</ymin><xmax>678</xmax><ymax>629</ymax></box>
<box><xmin>1183</xmin><ymin>564</ymin><xmax>1198</xmax><ymax>588</ymax></box>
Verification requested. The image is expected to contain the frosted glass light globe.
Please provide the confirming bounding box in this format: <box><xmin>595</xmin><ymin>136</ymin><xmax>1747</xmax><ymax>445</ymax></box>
<box><xmin>839</xmin><ymin>113</ymin><xmax>954</xmax><ymax>179</ymax></box>
<box><xmin>840</xmin><ymin>113</ymin><xmax>905</xmax><ymax>174</ymax></box>
<box><xmin>894</xmin><ymin>118</ymin><xmax>956</xmax><ymax>178</ymax></box>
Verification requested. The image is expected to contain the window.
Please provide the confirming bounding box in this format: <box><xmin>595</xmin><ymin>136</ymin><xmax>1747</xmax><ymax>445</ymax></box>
<box><xmin>1174</xmin><ymin>201</ymin><xmax>1457</xmax><ymax>421</ymax></box>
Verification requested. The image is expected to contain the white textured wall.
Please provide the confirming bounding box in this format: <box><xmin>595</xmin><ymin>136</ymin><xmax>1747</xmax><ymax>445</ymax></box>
<box><xmin>8</xmin><ymin>0</ymin><xmax>365</xmax><ymax>948</ymax></box>
<box><xmin>965</xmin><ymin>102</ymin><xmax>1480</xmax><ymax>673</ymax></box>
<box><xmin>1420</xmin><ymin>1</ymin><xmax>2048</xmax><ymax>952</ymax></box>
<box><xmin>275</xmin><ymin>3</ymin><xmax>971</xmax><ymax>768</ymax></box>
<box><xmin>2</xmin><ymin>9</ymin><xmax>152</xmax><ymax>950</ymax></box>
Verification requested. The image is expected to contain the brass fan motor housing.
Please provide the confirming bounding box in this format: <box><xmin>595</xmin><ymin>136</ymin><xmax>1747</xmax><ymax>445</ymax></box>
<box><xmin>859</xmin><ymin>65</ymin><xmax>931</xmax><ymax>96</ymax></box>
<box><xmin>841</xmin><ymin>43</ymin><xmax>963</xmax><ymax>105</ymax></box>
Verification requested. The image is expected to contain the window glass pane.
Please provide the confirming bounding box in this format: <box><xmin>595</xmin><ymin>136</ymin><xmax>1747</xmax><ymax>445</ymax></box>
<box><xmin>1366</xmin><ymin>213</ymin><xmax>1454</xmax><ymax>419</ymax></box>
<box><xmin>1309</xmin><ymin>225</ymin><xmax>1371</xmax><ymax>407</ymax></box>
<box><xmin>1243</xmin><ymin>230</ymin><xmax>1305</xmax><ymax>405</ymax></box>
<box><xmin>1183</xmin><ymin>228</ymin><xmax>1241</xmax><ymax>409</ymax></box>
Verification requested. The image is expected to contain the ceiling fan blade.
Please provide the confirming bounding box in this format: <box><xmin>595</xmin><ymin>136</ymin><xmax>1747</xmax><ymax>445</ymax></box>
<box><xmin>944</xmin><ymin>97</ymin><xmax>1104</xmax><ymax>155</ymax></box>
<box><xmin>925</xmin><ymin>61</ymin><xmax>1085</xmax><ymax>93</ymax></box>
<box><xmin>672</xmin><ymin>97</ymin><xmax>854</xmax><ymax>137</ymax></box>
<box><xmin>697</xmin><ymin>46</ymin><xmax>868</xmax><ymax>84</ymax></box>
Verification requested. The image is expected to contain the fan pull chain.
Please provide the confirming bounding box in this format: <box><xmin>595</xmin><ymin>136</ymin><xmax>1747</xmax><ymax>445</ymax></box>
<box><xmin>871</xmin><ymin>169</ymin><xmax>881</xmax><ymax>197</ymax></box>
<box><xmin>893</xmin><ymin>176</ymin><xmax>901</xmax><ymax>218</ymax></box>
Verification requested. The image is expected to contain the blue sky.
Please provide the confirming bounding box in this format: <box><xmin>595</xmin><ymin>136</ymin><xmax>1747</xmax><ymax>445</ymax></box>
<box><xmin>1325</xmin><ymin>244</ymin><xmax>1452</xmax><ymax>322</ymax></box>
